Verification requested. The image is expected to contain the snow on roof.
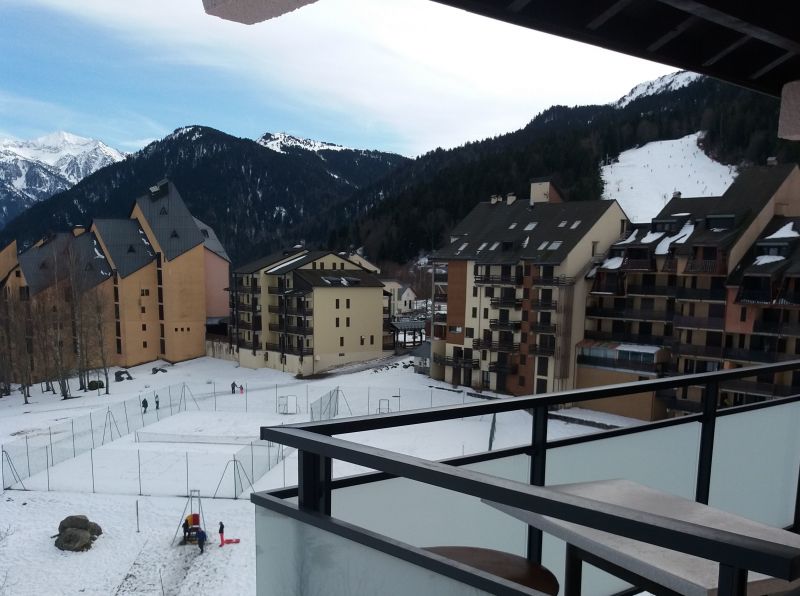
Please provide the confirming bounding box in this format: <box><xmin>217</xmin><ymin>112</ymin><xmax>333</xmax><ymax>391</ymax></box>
<box><xmin>617</xmin><ymin>344</ymin><xmax>661</xmax><ymax>354</ymax></box>
<box><xmin>616</xmin><ymin>229</ymin><xmax>638</xmax><ymax>245</ymax></box>
<box><xmin>639</xmin><ymin>231</ymin><xmax>665</xmax><ymax>244</ymax></box>
<box><xmin>266</xmin><ymin>252</ymin><xmax>308</xmax><ymax>273</ymax></box>
<box><xmin>671</xmin><ymin>212</ymin><xmax>690</xmax><ymax>216</ymax></box>
<box><xmin>655</xmin><ymin>222</ymin><xmax>695</xmax><ymax>255</ymax></box>
<box><xmin>765</xmin><ymin>222</ymin><xmax>800</xmax><ymax>240</ymax></box>
<box><xmin>601</xmin><ymin>256</ymin><xmax>624</xmax><ymax>270</ymax></box>
<box><xmin>753</xmin><ymin>255</ymin><xmax>786</xmax><ymax>266</ymax></box>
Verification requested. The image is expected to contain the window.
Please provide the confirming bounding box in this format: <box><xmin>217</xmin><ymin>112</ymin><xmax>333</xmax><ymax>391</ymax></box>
<box><xmin>472</xmin><ymin>287</ymin><xmax>478</xmax><ymax>297</ymax></box>
<box><xmin>113</xmin><ymin>287</ymin><xmax>119</xmax><ymax>301</ymax></box>
<box><xmin>160</xmin><ymin>324</ymin><xmax>164</xmax><ymax>338</ymax></box>
<box><xmin>483</xmin><ymin>308</ymin><xmax>489</xmax><ymax>319</ymax></box>
<box><xmin>448</xmin><ymin>326</ymin><xmax>463</xmax><ymax>334</ymax></box>
<box><xmin>140</xmin><ymin>288</ymin><xmax>149</xmax><ymax>296</ymax></box>
<box><xmin>141</xmin><ymin>306</ymin><xmax>146</xmax><ymax>314</ymax></box>
<box><xmin>591</xmin><ymin>241</ymin><xmax>598</xmax><ymax>257</ymax></box>
<box><xmin>524</xmin><ymin>222</ymin><xmax>537</xmax><ymax>231</ymax></box>
<box><xmin>336</xmin><ymin>317</ymin><xmax>340</xmax><ymax>328</ymax></box>
<box><xmin>339</xmin><ymin>336</ymin><xmax>344</xmax><ymax>347</ymax></box>
<box><xmin>312</xmin><ymin>262</ymin><xmax>316</xmax><ymax>269</ymax></box>
<box><xmin>558</xmin><ymin>221</ymin><xmax>567</xmax><ymax>227</ymax></box>
<box><xmin>346</xmin><ymin>299</ymin><xmax>351</xmax><ymax>308</ymax></box>
<box><xmin>336</xmin><ymin>298</ymin><xmax>340</xmax><ymax>309</ymax></box>
<box><xmin>518</xmin><ymin>376</ymin><xmax>525</xmax><ymax>387</ymax></box>
<box><xmin>160</xmin><ymin>339</ymin><xmax>166</xmax><ymax>353</ymax></box>
<box><xmin>143</xmin><ymin>341</ymin><xmax>148</xmax><ymax>348</ymax></box>
<box><xmin>471</xmin><ymin>307</ymin><xmax>477</xmax><ymax>318</ymax></box>
<box><xmin>370</xmin><ymin>335</ymin><xmax>374</xmax><ymax>345</ymax></box>
<box><xmin>740</xmin><ymin>307</ymin><xmax>747</xmax><ymax>322</ymax></box>
<box><xmin>570</xmin><ymin>220</ymin><xmax>581</xmax><ymax>229</ymax></box>
<box><xmin>346</xmin><ymin>317</ymin><xmax>350</xmax><ymax>327</ymax></box>
<box><xmin>535</xmin><ymin>379</ymin><xmax>548</xmax><ymax>394</ymax></box>
<box><xmin>520</xmin><ymin>354</ymin><xmax>527</xmax><ymax>365</ymax></box>
<box><xmin>116</xmin><ymin>339</ymin><xmax>122</xmax><ymax>354</ymax></box>
<box><xmin>465</xmin><ymin>327</ymin><xmax>475</xmax><ymax>338</ymax></box>
<box><xmin>158</xmin><ymin>305</ymin><xmax>164</xmax><ymax>319</ymax></box>
<box><xmin>360</xmin><ymin>336</ymin><xmax>365</xmax><ymax>346</ymax></box>
<box><xmin>114</xmin><ymin>304</ymin><xmax>120</xmax><ymax>318</ymax></box>
<box><xmin>141</xmin><ymin>324</ymin><xmax>147</xmax><ymax>331</ymax></box>
<box><xmin>537</xmin><ymin>357</ymin><xmax>549</xmax><ymax>377</ymax></box>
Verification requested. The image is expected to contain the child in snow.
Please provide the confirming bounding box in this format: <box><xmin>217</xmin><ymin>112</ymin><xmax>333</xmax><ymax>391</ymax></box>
<box><xmin>219</xmin><ymin>521</ymin><xmax>225</xmax><ymax>547</ymax></box>
<box><xmin>197</xmin><ymin>528</ymin><xmax>207</xmax><ymax>553</ymax></box>
<box><xmin>239</xmin><ymin>384</ymin><xmax>244</xmax><ymax>395</ymax></box>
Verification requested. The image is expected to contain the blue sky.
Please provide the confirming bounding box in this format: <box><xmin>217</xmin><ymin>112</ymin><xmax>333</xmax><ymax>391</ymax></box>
<box><xmin>0</xmin><ymin>0</ymin><xmax>676</xmax><ymax>156</ymax></box>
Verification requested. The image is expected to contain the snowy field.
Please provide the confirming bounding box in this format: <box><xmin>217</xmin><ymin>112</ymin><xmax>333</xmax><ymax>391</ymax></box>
<box><xmin>602</xmin><ymin>131</ymin><xmax>737</xmax><ymax>222</ymax></box>
<box><xmin>0</xmin><ymin>355</ymin><xmax>639</xmax><ymax>595</ymax></box>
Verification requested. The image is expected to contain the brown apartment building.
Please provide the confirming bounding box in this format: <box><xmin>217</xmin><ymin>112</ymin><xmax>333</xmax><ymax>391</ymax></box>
<box><xmin>0</xmin><ymin>180</ymin><xmax>228</xmax><ymax>380</ymax></box>
<box><xmin>431</xmin><ymin>179</ymin><xmax>627</xmax><ymax>395</ymax></box>
<box><xmin>578</xmin><ymin>164</ymin><xmax>800</xmax><ymax>420</ymax></box>
<box><xmin>231</xmin><ymin>248</ymin><xmax>386</xmax><ymax>375</ymax></box>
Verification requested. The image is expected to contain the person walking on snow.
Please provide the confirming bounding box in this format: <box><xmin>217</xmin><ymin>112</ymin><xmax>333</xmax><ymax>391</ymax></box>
<box><xmin>197</xmin><ymin>528</ymin><xmax>207</xmax><ymax>553</ymax></box>
<box><xmin>231</xmin><ymin>381</ymin><xmax>236</xmax><ymax>394</ymax></box>
<box><xmin>141</xmin><ymin>397</ymin><xmax>148</xmax><ymax>414</ymax></box>
<box><xmin>155</xmin><ymin>394</ymin><xmax>159</xmax><ymax>410</ymax></box>
<box><xmin>219</xmin><ymin>521</ymin><xmax>225</xmax><ymax>547</ymax></box>
<box><xmin>239</xmin><ymin>384</ymin><xmax>244</xmax><ymax>395</ymax></box>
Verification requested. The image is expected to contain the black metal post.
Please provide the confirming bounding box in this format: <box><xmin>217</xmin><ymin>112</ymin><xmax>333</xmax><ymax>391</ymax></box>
<box><xmin>695</xmin><ymin>381</ymin><xmax>719</xmax><ymax>504</ymax></box>
<box><xmin>527</xmin><ymin>404</ymin><xmax>548</xmax><ymax>562</ymax></box>
<box><xmin>718</xmin><ymin>564</ymin><xmax>747</xmax><ymax>596</ymax></box>
<box><xmin>564</xmin><ymin>543</ymin><xmax>582</xmax><ymax>596</ymax></box>
<box><xmin>298</xmin><ymin>449</ymin><xmax>332</xmax><ymax>515</ymax></box>
<box><xmin>794</xmin><ymin>462</ymin><xmax>800</xmax><ymax>532</ymax></box>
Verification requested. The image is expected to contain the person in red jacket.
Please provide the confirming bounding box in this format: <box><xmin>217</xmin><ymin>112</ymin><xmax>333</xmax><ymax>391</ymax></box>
<box><xmin>219</xmin><ymin>521</ymin><xmax>225</xmax><ymax>546</ymax></box>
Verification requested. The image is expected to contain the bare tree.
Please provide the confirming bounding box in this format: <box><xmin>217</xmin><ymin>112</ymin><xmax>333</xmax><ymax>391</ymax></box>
<box><xmin>3</xmin><ymin>289</ymin><xmax>32</xmax><ymax>403</ymax></box>
<box><xmin>84</xmin><ymin>283</ymin><xmax>112</xmax><ymax>394</ymax></box>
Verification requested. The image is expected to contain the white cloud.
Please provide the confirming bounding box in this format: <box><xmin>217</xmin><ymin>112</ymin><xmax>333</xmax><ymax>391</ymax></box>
<box><xmin>12</xmin><ymin>0</ymin><xmax>677</xmax><ymax>155</ymax></box>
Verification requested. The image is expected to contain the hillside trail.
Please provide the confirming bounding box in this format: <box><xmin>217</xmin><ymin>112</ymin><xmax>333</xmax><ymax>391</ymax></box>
<box><xmin>114</xmin><ymin>536</ymin><xmax>205</xmax><ymax>596</ymax></box>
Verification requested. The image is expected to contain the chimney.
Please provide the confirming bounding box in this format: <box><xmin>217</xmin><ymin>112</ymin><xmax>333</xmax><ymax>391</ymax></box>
<box><xmin>490</xmin><ymin>195</ymin><xmax>499</xmax><ymax>205</ymax></box>
<box><xmin>672</xmin><ymin>191</ymin><xmax>682</xmax><ymax>199</ymax></box>
<box><xmin>506</xmin><ymin>193</ymin><xmax>517</xmax><ymax>205</ymax></box>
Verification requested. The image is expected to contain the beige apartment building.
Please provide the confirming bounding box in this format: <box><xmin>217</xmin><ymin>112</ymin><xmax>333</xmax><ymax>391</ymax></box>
<box><xmin>232</xmin><ymin>249</ymin><xmax>386</xmax><ymax>375</ymax></box>
<box><xmin>431</xmin><ymin>179</ymin><xmax>627</xmax><ymax>395</ymax></box>
<box><xmin>578</xmin><ymin>164</ymin><xmax>800</xmax><ymax>420</ymax></box>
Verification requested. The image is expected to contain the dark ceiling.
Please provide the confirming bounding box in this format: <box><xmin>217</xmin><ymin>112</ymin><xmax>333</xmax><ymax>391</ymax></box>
<box><xmin>432</xmin><ymin>0</ymin><xmax>800</xmax><ymax>97</ymax></box>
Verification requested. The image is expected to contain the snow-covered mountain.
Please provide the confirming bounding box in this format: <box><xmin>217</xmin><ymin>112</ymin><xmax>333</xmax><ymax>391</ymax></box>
<box><xmin>257</xmin><ymin>131</ymin><xmax>350</xmax><ymax>154</ymax></box>
<box><xmin>616</xmin><ymin>70</ymin><xmax>702</xmax><ymax>108</ymax></box>
<box><xmin>0</xmin><ymin>132</ymin><xmax>124</xmax><ymax>228</ymax></box>
<box><xmin>602</xmin><ymin>132</ymin><xmax>737</xmax><ymax>222</ymax></box>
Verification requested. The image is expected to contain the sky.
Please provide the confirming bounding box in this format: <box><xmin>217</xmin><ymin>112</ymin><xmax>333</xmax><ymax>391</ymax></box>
<box><xmin>0</xmin><ymin>0</ymin><xmax>677</xmax><ymax>157</ymax></box>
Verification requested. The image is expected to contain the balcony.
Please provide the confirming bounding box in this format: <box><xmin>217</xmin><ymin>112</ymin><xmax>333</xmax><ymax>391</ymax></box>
<box><xmin>724</xmin><ymin>347</ymin><xmax>795</xmax><ymax>364</ymax></box>
<box><xmin>236</xmin><ymin>338</ymin><xmax>261</xmax><ymax>351</ymax></box>
<box><xmin>433</xmin><ymin>292</ymin><xmax>448</xmax><ymax>303</ymax></box>
<box><xmin>238</xmin><ymin>301</ymin><xmax>261</xmax><ymax>313</ymax></box>
<box><xmin>529</xmin><ymin>322</ymin><xmax>556</xmax><ymax>334</ymax></box>
<box><xmin>257</xmin><ymin>359</ymin><xmax>800</xmax><ymax>596</ymax></box>
<box><xmin>674</xmin><ymin>343</ymin><xmax>725</xmax><ymax>359</ymax></box>
<box><xmin>489</xmin><ymin>319</ymin><xmax>522</xmax><ymax>332</ymax></box>
<box><xmin>673</xmin><ymin>315</ymin><xmax>724</xmax><ymax>330</ymax></box>
<box><xmin>676</xmin><ymin>287</ymin><xmax>726</xmax><ymax>301</ymax></box>
<box><xmin>590</xmin><ymin>282</ymin><xmax>624</xmax><ymax>295</ymax></box>
<box><xmin>267</xmin><ymin>285</ymin><xmax>285</xmax><ymax>295</ymax></box>
<box><xmin>576</xmin><ymin>354</ymin><xmax>659</xmax><ymax>372</ymax></box>
<box><xmin>241</xmin><ymin>283</ymin><xmax>261</xmax><ymax>294</ymax></box>
<box><xmin>488</xmin><ymin>361</ymin><xmax>518</xmax><ymax>374</ymax></box>
<box><xmin>620</xmin><ymin>258</ymin><xmax>655</xmax><ymax>271</ymax></box>
<box><xmin>472</xmin><ymin>339</ymin><xmax>520</xmax><ymax>352</ymax></box>
<box><xmin>737</xmin><ymin>288</ymin><xmax>773</xmax><ymax>304</ymax></box>
<box><xmin>263</xmin><ymin>342</ymin><xmax>313</xmax><ymax>356</ymax></box>
<box><xmin>474</xmin><ymin>274</ymin><xmax>522</xmax><ymax>286</ymax></box>
<box><xmin>532</xmin><ymin>276</ymin><xmax>574</xmax><ymax>286</ymax></box>
<box><xmin>684</xmin><ymin>259</ymin><xmax>727</xmax><ymax>275</ymax></box>
<box><xmin>433</xmin><ymin>354</ymin><xmax>479</xmax><ymax>369</ymax></box>
<box><xmin>237</xmin><ymin>318</ymin><xmax>262</xmax><ymax>331</ymax></box>
<box><xmin>777</xmin><ymin>289</ymin><xmax>800</xmax><ymax>305</ymax></box>
<box><xmin>626</xmin><ymin>284</ymin><xmax>677</xmax><ymax>297</ymax></box>
<box><xmin>585</xmin><ymin>307</ymin><xmax>671</xmax><ymax>322</ymax></box>
<box><xmin>268</xmin><ymin>305</ymin><xmax>313</xmax><ymax>316</ymax></box>
<box><xmin>528</xmin><ymin>343</ymin><xmax>556</xmax><ymax>356</ymax></box>
<box><xmin>754</xmin><ymin>320</ymin><xmax>800</xmax><ymax>336</ymax></box>
<box><xmin>433</xmin><ymin>273</ymin><xmax>448</xmax><ymax>283</ymax></box>
<box><xmin>720</xmin><ymin>379</ymin><xmax>800</xmax><ymax>399</ymax></box>
<box><xmin>584</xmin><ymin>330</ymin><xmax>667</xmax><ymax>345</ymax></box>
<box><xmin>433</xmin><ymin>312</ymin><xmax>447</xmax><ymax>324</ymax></box>
<box><xmin>490</xmin><ymin>297</ymin><xmax>522</xmax><ymax>309</ymax></box>
<box><xmin>530</xmin><ymin>300</ymin><xmax>557</xmax><ymax>310</ymax></box>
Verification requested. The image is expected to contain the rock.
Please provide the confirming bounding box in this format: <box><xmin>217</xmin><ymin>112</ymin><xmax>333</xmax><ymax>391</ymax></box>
<box><xmin>87</xmin><ymin>521</ymin><xmax>103</xmax><ymax>536</ymax></box>
<box><xmin>55</xmin><ymin>528</ymin><xmax>93</xmax><ymax>552</ymax></box>
<box><xmin>58</xmin><ymin>515</ymin><xmax>89</xmax><ymax>534</ymax></box>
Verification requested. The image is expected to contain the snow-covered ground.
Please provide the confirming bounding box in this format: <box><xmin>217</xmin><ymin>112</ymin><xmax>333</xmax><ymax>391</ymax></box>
<box><xmin>602</xmin><ymin>132</ymin><xmax>737</xmax><ymax>223</ymax></box>
<box><xmin>0</xmin><ymin>356</ymin><xmax>639</xmax><ymax>595</ymax></box>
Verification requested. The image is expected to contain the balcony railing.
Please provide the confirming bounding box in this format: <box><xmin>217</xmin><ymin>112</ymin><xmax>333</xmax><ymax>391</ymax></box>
<box><xmin>433</xmin><ymin>292</ymin><xmax>448</xmax><ymax>303</ymax></box>
<box><xmin>585</xmin><ymin>307</ymin><xmax>672</xmax><ymax>322</ymax></box>
<box><xmin>684</xmin><ymin>259</ymin><xmax>727</xmax><ymax>275</ymax></box>
<box><xmin>472</xmin><ymin>339</ymin><xmax>520</xmax><ymax>352</ymax></box>
<box><xmin>583</xmin><ymin>330</ymin><xmax>667</xmax><ymax>345</ymax></box>
<box><xmin>258</xmin><ymin>359</ymin><xmax>800</xmax><ymax>596</ymax></box>
<box><xmin>576</xmin><ymin>354</ymin><xmax>659</xmax><ymax>372</ymax></box>
<box><xmin>528</xmin><ymin>343</ymin><xmax>556</xmax><ymax>356</ymax></box>
<box><xmin>626</xmin><ymin>284</ymin><xmax>677</xmax><ymax>297</ymax></box>
<box><xmin>737</xmin><ymin>288</ymin><xmax>774</xmax><ymax>304</ymax></box>
<box><xmin>753</xmin><ymin>320</ymin><xmax>800</xmax><ymax>336</ymax></box>
<box><xmin>777</xmin><ymin>290</ymin><xmax>800</xmax><ymax>305</ymax></box>
<box><xmin>673</xmin><ymin>343</ymin><xmax>725</xmax><ymax>359</ymax></box>
<box><xmin>268</xmin><ymin>305</ymin><xmax>313</xmax><ymax>316</ymax></box>
<box><xmin>236</xmin><ymin>338</ymin><xmax>261</xmax><ymax>351</ymax></box>
<box><xmin>529</xmin><ymin>322</ymin><xmax>556</xmax><ymax>334</ymax></box>
<box><xmin>532</xmin><ymin>276</ymin><xmax>574</xmax><ymax>286</ymax></box>
<box><xmin>723</xmin><ymin>347</ymin><xmax>795</xmax><ymax>364</ymax></box>
<box><xmin>529</xmin><ymin>300</ymin><xmax>557</xmax><ymax>310</ymax></box>
<box><xmin>433</xmin><ymin>354</ymin><xmax>479</xmax><ymax>369</ymax></box>
<box><xmin>489</xmin><ymin>319</ymin><xmax>521</xmax><ymax>331</ymax></box>
<box><xmin>620</xmin><ymin>258</ymin><xmax>655</xmax><ymax>271</ymax></box>
<box><xmin>267</xmin><ymin>285</ymin><xmax>286</xmax><ymax>295</ymax></box>
<box><xmin>488</xmin><ymin>361</ymin><xmax>518</xmax><ymax>374</ymax></box>
<box><xmin>238</xmin><ymin>301</ymin><xmax>261</xmax><ymax>313</ymax></box>
<box><xmin>590</xmin><ymin>282</ymin><xmax>624</xmax><ymax>295</ymax></box>
<box><xmin>676</xmin><ymin>287</ymin><xmax>726</xmax><ymax>301</ymax></box>
<box><xmin>241</xmin><ymin>283</ymin><xmax>261</xmax><ymax>293</ymax></box>
<box><xmin>237</xmin><ymin>318</ymin><xmax>262</xmax><ymax>331</ymax></box>
<box><xmin>490</xmin><ymin>297</ymin><xmax>522</xmax><ymax>309</ymax></box>
<box><xmin>474</xmin><ymin>274</ymin><xmax>522</xmax><ymax>286</ymax></box>
<box><xmin>673</xmin><ymin>315</ymin><xmax>725</xmax><ymax>330</ymax></box>
<box><xmin>263</xmin><ymin>342</ymin><xmax>313</xmax><ymax>356</ymax></box>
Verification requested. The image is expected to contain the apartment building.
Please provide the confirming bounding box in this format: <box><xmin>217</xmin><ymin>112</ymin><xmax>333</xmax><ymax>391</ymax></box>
<box><xmin>431</xmin><ymin>179</ymin><xmax>627</xmax><ymax>395</ymax></box>
<box><xmin>380</xmin><ymin>279</ymin><xmax>418</xmax><ymax>317</ymax></box>
<box><xmin>578</xmin><ymin>164</ymin><xmax>800</xmax><ymax>419</ymax></box>
<box><xmin>232</xmin><ymin>249</ymin><xmax>385</xmax><ymax>375</ymax></box>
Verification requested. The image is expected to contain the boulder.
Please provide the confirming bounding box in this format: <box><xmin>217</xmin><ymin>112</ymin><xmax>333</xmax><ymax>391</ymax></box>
<box><xmin>58</xmin><ymin>515</ymin><xmax>89</xmax><ymax>534</ymax></box>
<box><xmin>55</xmin><ymin>528</ymin><xmax>93</xmax><ymax>552</ymax></box>
<box><xmin>87</xmin><ymin>521</ymin><xmax>103</xmax><ymax>537</ymax></box>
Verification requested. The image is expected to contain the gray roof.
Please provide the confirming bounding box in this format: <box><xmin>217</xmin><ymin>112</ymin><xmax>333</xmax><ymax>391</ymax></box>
<box><xmin>93</xmin><ymin>219</ymin><xmax>156</xmax><ymax>278</ymax></box>
<box><xmin>19</xmin><ymin>232</ymin><xmax>112</xmax><ymax>297</ymax></box>
<box><xmin>390</xmin><ymin>320</ymin><xmax>426</xmax><ymax>331</ymax></box>
<box><xmin>434</xmin><ymin>199</ymin><xmax>616</xmax><ymax>265</ymax></box>
<box><xmin>729</xmin><ymin>216</ymin><xmax>800</xmax><ymax>282</ymax></box>
<box><xmin>132</xmin><ymin>180</ymin><xmax>204</xmax><ymax>262</ymax></box>
<box><xmin>294</xmin><ymin>268</ymin><xmax>385</xmax><ymax>289</ymax></box>
<box><xmin>234</xmin><ymin>249</ymin><xmax>305</xmax><ymax>274</ymax></box>
<box><xmin>193</xmin><ymin>217</ymin><xmax>230</xmax><ymax>262</ymax></box>
<box><xmin>266</xmin><ymin>251</ymin><xmax>331</xmax><ymax>276</ymax></box>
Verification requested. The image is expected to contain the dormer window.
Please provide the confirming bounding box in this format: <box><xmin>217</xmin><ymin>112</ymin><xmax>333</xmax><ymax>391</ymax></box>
<box><xmin>128</xmin><ymin>245</ymin><xmax>136</xmax><ymax>253</ymax></box>
<box><xmin>524</xmin><ymin>222</ymin><xmax>537</xmax><ymax>231</ymax></box>
<box><xmin>706</xmin><ymin>215</ymin><xmax>735</xmax><ymax>230</ymax></box>
<box><xmin>508</xmin><ymin>223</ymin><xmax>517</xmax><ymax>230</ymax></box>
<box><xmin>201</xmin><ymin>229</ymin><xmax>209</xmax><ymax>238</ymax></box>
<box><xmin>558</xmin><ymin>221</ymin><xmax>567</xmax><ymax>228</ymax></box>
<box><xmin>170</xmin><ymin>230</ymin><xmax>179</xmax><ymax>239</ymax></box>
<box><xmin>159</xmin><ymin>207</ymin><xmax>168</xmax><ymax>215</ymax></box>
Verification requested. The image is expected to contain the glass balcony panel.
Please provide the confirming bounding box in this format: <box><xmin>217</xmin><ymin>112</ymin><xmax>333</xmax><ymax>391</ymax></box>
<box><xmin>709</xmin><ymin>401</ymin><xmax>800</xmax><ymax>527</ymax></box>
<box><xmin>543</xmin><ymin>423</ymin><xmax>702</xmax><ymax>595</ymax></box>
<box><xmin>256</xmin><ymin>506</ymin><xmax>496</xmax><ymax>596</ymax></box>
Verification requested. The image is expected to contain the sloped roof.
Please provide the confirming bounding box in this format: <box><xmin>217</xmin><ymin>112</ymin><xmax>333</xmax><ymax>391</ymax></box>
<box><xmin>266</xmin><ymin>251</ymin><xmax>331</xmax><ymax>275</ymax></box>
<box><xmin>729</xmin><ymin>216</ymin><xmax>800</xmax><ymax>282</ymax></box>
<box><xmin>193</xmin><ymin>217</ymin><xmax>231</xmax><ymax>262</ymax></box>
<box><xmin>294</xmin><ymin>268</ymin><xmax>384</xmax><ymax>289</ymax></box>
<box><xmin>234</xmin><ymin>249</ymin><xmax>305</xmax><ymax>275</ymax></box>
<box><xmin>93</xmin><ymin>219</ymin><xmax>156</xmax><ymax>278</ymax></box>
<box><xmin>434</xmin><ymin>198</ymin><xmax>616</xmax><ymax>265</ymax></box>
<box><xmin>133</xmin><ymin>180</ymin><xmax>204</xmax><ymax>262</ymax></box>
<box><xmin>18</xmin><ymin>232</ymin><xmax>112</xmax><ymax>297</ymax></box>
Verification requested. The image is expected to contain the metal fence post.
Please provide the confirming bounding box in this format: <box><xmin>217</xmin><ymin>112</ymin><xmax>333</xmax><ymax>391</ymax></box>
<box><xmin>137</xmin><ymin>449</ymin><xmax>142</xmax><ymax>496</ymax></box>
<box><xmin>527</xmin><ymin>404</ymin><xmax>548</xmax><ymax>563</ymax></box>
<box><xmin>245</xmin><ymin>384</ymin><xmax>248</xmax><ymax>412</ymax></box>
<box><xmin>71</xmin><ymin>419</ymin><xmax>76</xmax><ymax>457</ymax></box>
<box><xmin>90</xmin><ymin>448</ymin><xmax>96</xmax><ymax>493</ymax></box>
<box><xmin>49</xmin><ymin>427</ymin><xmax>54</xmax><ymax>465</ymax></box>
<box><xmin>89</xmin><ymin>412</ymin><xmax>95</xmax><ymax>449</ymax></box>
<box><xmin>45</xmin><ymin>446</ymin><xmax>50</xmax><ymax>491</ymax></box>
<box><xmin>25</xmin><ymin>435</ymin><xmax>31</xmax><ymax>477</ymax></box>
<box><xmin>695</xmin><ymin>381</ymin><xmax>719</xmax><ymax>504</ymax></box>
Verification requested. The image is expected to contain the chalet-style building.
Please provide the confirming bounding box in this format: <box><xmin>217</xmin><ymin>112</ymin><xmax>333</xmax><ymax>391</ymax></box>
<box><xmin>431</xmin><ymin>179</ymin><xmax>627</xmax><ymax>394</ymax></box>
<box><xmin>231</xmin><ymin>248</ymin><xmax>386</xmax><ymax>375</ymax></box>
<box><xmin>578</xmin><ymin>164</ymin><xmax>800</xmax><ymax>419</ymax></box>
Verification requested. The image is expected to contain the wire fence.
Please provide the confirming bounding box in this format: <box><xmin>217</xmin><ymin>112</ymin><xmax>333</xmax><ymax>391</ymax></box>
<box><xmin>1</xmin><ymin>378</ymin><xmax>494</xmax><ymax>497</ymax></box>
